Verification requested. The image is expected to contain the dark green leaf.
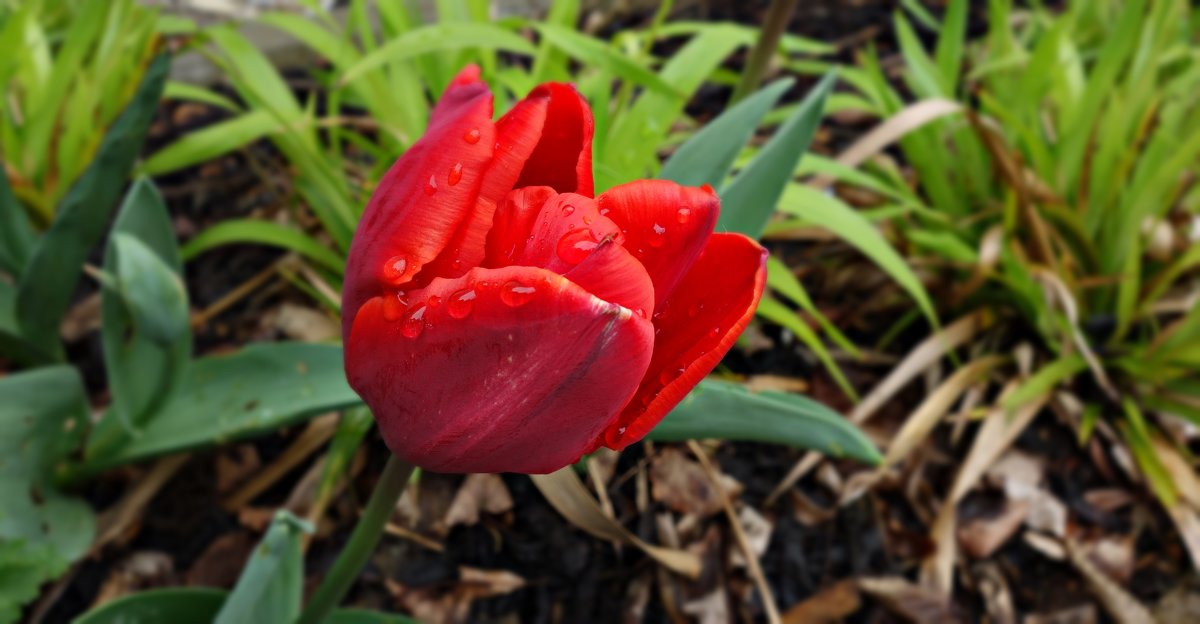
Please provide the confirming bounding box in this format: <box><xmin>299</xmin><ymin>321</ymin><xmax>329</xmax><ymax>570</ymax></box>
<box><xmin>214</xmin><ymin>511</ymin><xmax>310</xmax><ymax>624</ymax></box>
<box><xmin>659</xmin><ymin>78</ymin><xmax>793</xmax><ymax>189</ymax></box>
<box><xmin>649</xmin><ymin>378</ymin><xmax>881</xmax><ymax>465</ymax></box>
<box><xmin>111</xmin><ymin>233</ymin><xmax>189</xmax><ymax>345</ymax></box>
<box><xmin>0</xmin><ymin>164</ymin><xmax>35</xmax><ymax>277</ymax></box>
<box><xmin>15</xmin><ymin>53</ymin><xmax>170</xmax><ymax>357</ymax></box>
<box><xmin>717</xmin><ymin>71</ymin><xmax>836</xmax><ymax>237</ymax></box>
<box><xmin>77</xmin><ymin>343</ymin><xmax>358</xmax><ymax>476</ymax></box>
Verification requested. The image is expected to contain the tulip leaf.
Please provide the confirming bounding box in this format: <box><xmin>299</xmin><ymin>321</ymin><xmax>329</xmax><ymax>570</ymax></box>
<box><xmin>214</xmin><ymin>511</ymin><xmax>310</xmax><ymax>624</ymax></box>
<box><xmin>15</xmin><ymin>53</ymin><xmax>169</xmax><ymax>358</ymax></box>
<box><xmin>0</xmin><ymin>366</ymin><xmax>95</xmax><ymax>621</ymax></box>
<box><xmin>340</xmin><ymin>22</ymin><xmax>536</xmax><ymax>86</ymax></box>
<box><xmin>180</xmin><ymin>218</ymin><xmax>347</xmax><ymax>272</ymax></box>
<box><xmin>650</xmin><ymin>378</ymin><xmax>882</xmax><ymax>465</ymax></box>
<box><xmin>91</xmin><ymin>180</ymin><xmax>192</xmax><ymax>461</ymax></box>
<box><xmin>659</xmin><ymin>78</ymin><xmax>793</xmax><ymax>189</ymax></box>
<box><xmin>74</xmin><ymin>588</ymin><xmax>419</xmax><ymax>624</ymax></box>
<box><xmin>717</xmin><ymin>71</ymin><xmax>836</xmax><ymax>238</ymax></box>
<box><xmin>0</xmin><ymin>164</ymin><xmax>35</xmax><ymax>277</ymax></box>
<box><xmin>141</xmin><ymin>110</ymin><xmax>281</xmax><ymax>176</ymax></box>
<box><xmin>76</xmin><ymin>343</ymin><xmax>359</xmax><ymax>477</ymax></box>
<box><xmin>531</xmin><ymin>23</ymin><xmax>679</xmax><ymax>97</ymax></box>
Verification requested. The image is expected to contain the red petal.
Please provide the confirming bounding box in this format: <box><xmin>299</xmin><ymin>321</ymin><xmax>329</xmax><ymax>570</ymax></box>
<box><xmin>510</xmin><ymin>192</ymin><xmax>623</xmax><ymax>274</ymax></box>
<box><xmin>564</xmin><ymin>240</ymin><xmax>654</xmax><ymax>317</ymax></box>
<box><xmin>597</xmin><ymin>233</ymin><xmax>768</xmax><ymax>451</ymax></box>
<box><xmin>595</xmin><ymin>180</ymin><xmax>720</xmax><ymax>308</ymax></box>
<box><xmin>484</xmin><ymin>186</ymin><xmax>557</xmax><ymax>267</ymax></box>
<box><xmin>418</xmin><ymin>82</ymin><xmax>596</xmax><ymax>281</ymax></box>
<box><xmin>511</xmin><ymin>83</ymin><xmax>594</xmax><ymax>197</ymax></box>
<box><xmin>342</xmin><ymin>73</ymin><xmax>495</xmax><ymax>336</ymax></box>
<box><xmin>346</xmin><ymin>266</ymin><xmax>653</xmax><ymax>473</ymax></box>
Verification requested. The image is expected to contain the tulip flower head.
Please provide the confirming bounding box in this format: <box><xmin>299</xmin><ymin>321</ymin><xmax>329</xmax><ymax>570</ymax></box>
<box><xmin>343</xmin><ymin>66</ymin><xmax>767</xmax><ymax>473</ymax></box>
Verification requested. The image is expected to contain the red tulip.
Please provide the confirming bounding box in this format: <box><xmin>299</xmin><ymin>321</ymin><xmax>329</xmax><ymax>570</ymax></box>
<box><xmin>343</xmin><ymin>66</ymin><xmax>767</xmax><ymax>473</ymax></box>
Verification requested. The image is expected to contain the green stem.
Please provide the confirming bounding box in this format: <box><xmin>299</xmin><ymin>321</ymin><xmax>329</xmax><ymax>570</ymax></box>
<box><xmin>729</xmin><ymin>0</ymin><xmax>800</xmax><ymax>105</ymax></box>
<box><xmin>298</xmin><ymin>454</ymin><xmax>415</xmax><ymax>624</ymax></box>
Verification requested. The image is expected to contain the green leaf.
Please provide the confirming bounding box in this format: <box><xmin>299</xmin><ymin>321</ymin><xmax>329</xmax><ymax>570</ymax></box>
<box><xmin>340</xmin><ymin>22</ymin><xmax>535</xmax><ymax>86</ymax></box>
<box><xmin>717</xmin><ymin>71</ymin><xmax>836</xmax><ymax>238</ymax></box>
<box><xmin>532</xmin><ymin>23</ymin><xmax>679</xmax><ymax>96</ymax></box>
<box><xmin>111</xmin><ymin>233</ymin><xmax>189</xmax><ymax>345</ymax></box>
<box><xmin>777</xmin><ymin>184</ymin><xmax>939</xmax><ymax>328</ymax></box>
<box><xmin>15</xmin><ymin>53</ymin><xmax>169</xmax><ymax>357</ymax></box>
<box><xmin>76</xmin><ymin>343</ymin><xmax>359</xmax><ymax>477</ymax></box>
<box><xmin>73</xmin><ymin>588</ymin><xmax>420</xmax><ymax>624</ymax></box>
<box><xmin>214</xmin><ymin>511</ymin><xmax>310</xmax><ymax>624</ymax></box>
<box><xmin>141</xmin><ymin>110</ymin><xmax>282</xmax><ymax>176</ymax></box>
<box><xmin>934</xmin><ymin>0</ymin><xmax>967</xmax><ymax>95</ymax></box>
<box><xmin>0</xmin><ymin>366</ymin><xmax>95</xmax><ymax>620</ymax></box>
<box><xmin>0</xmin><ymin>164</ymin><xmax>35</xmax><ymax>277</ymax></box>
<box><xmin>181</xmin><ymin>219</ymin><xmax>346</xmax><ymax>273</ymax></box>
<box><xmin>91</xmin><ymin>180</ymin><xmax>192</xmax><ymax>460</ymax></box>
<box><xmin>649</xmin><ymin>378</ymin><xmax>880</xmax><ymax>465</ymax></box>
<box><xmin>659</xmin><ymin>78</ymin><xmax>793</xmax><ymax>189</ymax></box>
<box><xmin>162</xmin><ymin>80</ymin><xmax>242</xmax><ymax>112</ymax></box>
<box><xmin>756</xmin><ymin>296</ymin><xmax>858</xmax><ymax>401</ymax></box>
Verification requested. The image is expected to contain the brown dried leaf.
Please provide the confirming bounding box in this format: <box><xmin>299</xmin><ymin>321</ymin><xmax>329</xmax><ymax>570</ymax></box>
<box><xmin>91</xmin><ymin>552</ymin><xmax>175</xmax><ymax>607</ymax></box>
<box><xmin>957</xmin><ymin>500</ymin><xmax>1030</xmax><ymax>559</ymax></box>
<box><xmin>782</xmin><ymin>580</ymin><xmax>861</xmax><ymax>624</ymax></box>
<box><xmin>265</xmin><ymin>302</ymin><xmax>340</xmax><ymax>342</ymax></box>
<box><xmin>215</xmin><ymin>445</ymin><xmax>260</xmax><ymax>494</ymax></box>
<box><xmin>444</xmin><ymin>473</ymin><xmax>514</xmax><ymax>529</ymax></box>
<box><xmin>650</xmin><ymin>447</ymin><xmax>742</xmax><ymax>518</ymax></box>
<box><xmin>186</xmin><ymin>531</ymin><xmax>256</xmax><ymax>588</ymax></box>
<box><xmin>858</xmin><ymin>576</ymin><xmax>960</xmax><ymax>623</ymax></box>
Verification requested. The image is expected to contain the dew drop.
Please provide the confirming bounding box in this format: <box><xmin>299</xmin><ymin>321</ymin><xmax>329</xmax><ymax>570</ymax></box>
<box><xmin>451</xmin><ymin>258</ymin><xmax>463</xmax><ymax>271</ymax></box>
<box><xmin>382</xmin><ymin>291</ymin><xmax>407</xmax><ymax>321</ymax></box>
<box><xmin>599</xmin><ymin>208</ymin><xmax>611</xmax><ymax>216</ymax></box>
<box><xmin>464</xmin><ymin>127</ymin><xmax>481</xmax><ymax>144</ymax></box>
<box><xmin>424</xmin><ymin>175</ymin><xmax>438</xmax><ymax>195</ymax></box>
<box><xmin>556</xmin><ymin>229</ymin><xmax>599</xmax><ymax>265</ymax></box>
<box><xmin>500</xmin><ymin>281</ymin><xmax>536</xmax><ymax>307</ymax></box>
<box><xmin>658</xmin><ymin>367</ymin><xmax>685</xmax><ymax>386</ymax></box>
<box><xmin>617</xmin><ymin>426</ymin><xmax>627</xmax><ymax>435</ymax></box>
<box><xmin>700</xmin><ymin>183</ymin><xmax>715</xmax><ymax>195</ymax></box>
<box><xmin>649</xmin><ymin>223</ymin><xmax>667</xmax><ymax>248</ymax></box>
<box><xmin>427</xmin><ymin>295</ymin><xmax>442</xmax><ymax>308</ymax></box>
<box><xmin>561</xmin><ymin>204</ymin><xmax>575</xmax><ymax>216</ymax></box>
<box><xmin>640</xmin><ymin>394</ymin><xmax>654</xmax><ymax>407</ymax></box>
<box><xmin>634</xmin><ymin>308</ymin><xmax>647</xmax><ymax>319</ymax></box>
<box><xmin>709</xmin><ymin>326</ymin><xmax>721</xmax><ymax>338</ymax></box>
<box><xmin>448</xmin><ymin>162</ymin><xmax>463</xmax><ymax>186</ymax></box>
<box><xmin>687</xmin><ymin>302</ymin><xmax>704</xmax><ymax>318</ymax></box>
<box><xmin>402</xmin><ymin>305</ymin><xmax>427</xmax><ymax>338</ymax></box>
<box><xmin>382</xmin><ymin>255</ymin><xmax>409</xmax><ymax>284</ymax></box>
<box><xmin>582</xmin><ymin>215</ymin><xmax>592</xmax><ymax>225</ymax></box>
<box><xmin>676</xmin><ymin>207</ymin><xmax>692</xmax><ymax>224</ymax></box>
<box><xmin>447</xmin><ymin>289</ymin><xmax>477</xmax><ymax>319</ymax></box>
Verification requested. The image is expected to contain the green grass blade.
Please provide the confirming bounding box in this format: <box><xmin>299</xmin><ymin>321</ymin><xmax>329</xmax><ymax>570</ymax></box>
<box><xmin>181</xmin><ymin>219</ymin><xmax>346</xmax><ymax>273</ymax></box>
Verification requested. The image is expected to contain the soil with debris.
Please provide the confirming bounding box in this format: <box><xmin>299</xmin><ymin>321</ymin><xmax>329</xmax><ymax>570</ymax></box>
<box><xmin>27</xmin><ymin>2</ymin><xmax>1196</xmax><ymax>623</ymax></box>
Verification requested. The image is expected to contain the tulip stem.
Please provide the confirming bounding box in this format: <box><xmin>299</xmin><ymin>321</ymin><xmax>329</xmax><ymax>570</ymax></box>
<box><xmin>298</xmin><ymin>454</ymin><xmax>415</xmax><ymax>624</ymax></box>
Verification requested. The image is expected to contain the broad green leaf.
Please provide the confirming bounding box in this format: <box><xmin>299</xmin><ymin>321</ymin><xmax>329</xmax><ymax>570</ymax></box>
<box><xmin>0</xmin><ymin>366</ymin><xmax>95</xmax><ymax>620</ymax></box>
<box><xmin>0</xmin><ymin>163</ymin><xmax>34</xmax><ymax>276</ymax></box>
<box><xmin>15</xmin><ymin>53</ymin><xmax>169</xmax><ymax>357</ymax></box>
<box><xmin>659</xmin><ymin>78</ymin><xmax>793</xmax><ymax>189</ymax></box>
<box><xmin>92</xmin><ymin>180</ymin><xmax>192</xmax><ymax>461</ymax></box>
<box><xmin>717</xmin><ymin>71</ymin><xmax>835</xmax><ymax>238</ymax></box>
<box><xmin>74</xmin><ymin>588</ymin><xmax>419</xmax><ymax>624</ymax></box>
<box><xmin>181</xmin><ymin>219</ymin><xmax>346</xmax><ymax>273</ymax></box>
<box><xmin>76</xmin><ymin>343</ymin><xmax>359</xmax><ymax>476</ymax></box>
<box><xmin>141</xmin><ymin>110</ymin><xmax>282</xmax><ymax>175</ymax></box>
<box><xmin>214</xmin><ymin>511</ymin><xmax>310</xmax><ymax>624</ymax></box>
<box><xmin>532</xmin><ymin>23</ymin><xmax>678</xmax><ymax>96</ymax></box>
<box><xmin>111</xmin><ymin>233</ymin><xmax>189</xmax><ymax>345</ymax></box>
<box><xmin>778</xmin><ymin>184</ymin><xmax>938</xmax><ymax>327</ymax></box>
<box><xmin>649</xmin><ymin>378</ymin><xmax>881</xmax><ymax>465</ymax></box>
<box><xmin>340</xmin><ymin>22</ymin><xmax>535</xmax><ymax>86</ymax></box>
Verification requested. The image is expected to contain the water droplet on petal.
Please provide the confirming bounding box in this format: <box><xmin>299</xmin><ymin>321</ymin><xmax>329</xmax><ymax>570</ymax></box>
<box><xmin>427</xmin><ymin>295</ymin><xmax>442</xmax><ymax>308</ymax></box>
<box><xmin>382</xmin><ymin>255</ymin><xmax>409</xmax><ymax>284</ymax></box>
<box><xmin>382</xmin><ymin>291</ymin><xmax>408</xmax><ymax>321</ymax></box>
<box><xmin>659</xmin><ymin>367</ymin><xmax>685</xmax><ymax>385</ymax></box>
<box><xmin>640</xmin><ymin>394</ymin><xmax>654</xmax><ymax>407</ymax></box>
<box><xmin>676</xmin><ymin>207</ymin><xmax>692</xmax><ymax>224</ymax></box>
<box><xmin>687</xmin><ymin>302</ymin><xmax>703</xmax><ymax>318</ymax></box>
<box><xmin>500</xmin><ymin>281</ymin><xmax>536</xmax><ymax>307</ymax></box>
<box><xmin>700</xmin><ymin>183</ymin><xmax>716</xmax><ymax>195</ymax></box>
<box><xmin>617</xmin><ymin>426</ymin><xmax>627</xmax><ymax>435</ymax></box>
<box><xmin>424</xmin><ymin>175</ymin><xmax>438</xmax><ymax>195</ymax></box>
<box><xmin>634</xmin><ymin>308</ymin><xmax>647</xmax><ymax>319</ymax></box>
<box><xmin>583</xmin><ymin>215</ymin><xmax>592</xmax><ymax>225</ymax></box>
<box><xmin>556</xmin><ymin>229</ymin><xmax>598</xmax><ymax>265</ymax></box>
<box><xmin>464</xmin><ymin>127</ymin><xmax>481</xmax><ymax>144</ymax></box>
<box><xmin>402</xmin><ymin>305</ymin><xmax>427</xmax><ymax>338</ymax></box>
<box><xmin>448</xmin><ymin>289</ymin><xmax>476</xmax><ymax>318</ymax></box>
<box><xmin>709</xmin><ymin>326</ymin><xmax>721</xmax><ymax>338</ymax></box>
<box><xmin>451</xmin><ymin>258</ymin><xmax>463</xmax><ymax>270</ymax></box>
<box><xmin>448</xmin><ymin>162</ymin><xmax>463</xmax><ymax>186</ymax></box>
<box><xmin>561</xmin><ymin>204</ymin><xmax>575</xmax><ymax>216</ymax></box>
<box><xmin>649</xmin><ymin>223</ymin><xmax>666</xmax><ymax>248</ymax></box>
<box><xmin>599</xmin><ymin>208</ymin><xmax>611</xmax><ymax>216</ymax></box>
